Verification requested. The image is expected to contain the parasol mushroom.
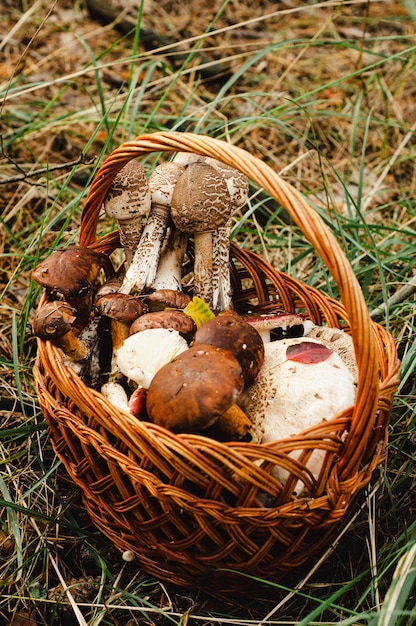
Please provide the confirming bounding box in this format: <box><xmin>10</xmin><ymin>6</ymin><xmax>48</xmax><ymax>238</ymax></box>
<box><xmin>170</xmin><ymin>161</ymin><xmax>232</xmax><ymax>310</ymax></box>
<box><xmin>103</xmin><ymin>160</ymin><xmax>151</xmax><ymax>266</ymax></box>
<box><xmin>204</xmin><ymin>158</ymin><xmax>249</xmax><ymax>311</ymax></box>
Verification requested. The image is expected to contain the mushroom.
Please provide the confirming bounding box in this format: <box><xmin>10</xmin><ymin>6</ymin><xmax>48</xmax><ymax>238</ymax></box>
<box><xmin>146</xmin><ymin>343</ymin><xmax>244</xmax><ymax>433</ymax></box>
<box><xmin>119</xmin><ymin>162</ymin><xmax>185</xmax><ymax>295</ymax></box>
<box><xmin>170</xmin><ymin>161</ymin><xmax>232</xmax><ymax>309</ymax></box>
<box><xmin>243</xmin><ymin>311</ymin><xmax>315</xmax><ymax>344</ymax></box>
<box><xmin>103</xmin><ymin>160</ymin><xmax>151</xmax><ymax>266</ymax></box>
<box><xmin>95</xmin><ymin>293</ymin><xmax>148</xmax><ymax>379</ymax></box>
<box><xmin>116</xmin><ymin>327</ymin><xmax>188</xmax><ymax>389</ymax></box>
<box><xmin>150</xmin><ymin>226</ymin><xmax>188</xmax><ymax>291</ymax></box>
<box><xmin>204</xmin><ymin>158</ymin><xmax>249</xmax><ymax>311</ymax></box>
<box><xmin>193</xmin><ymin>309</ymin><xmax>264</xmax><ymax>386</ymax></box>
<box><xmin>32</xmin><ymin>246</ymin><xmax>110</xmax><ymax>328</ymax></box>
<box><xmin>101</xmin><ymin>381</ymin><xmax>130</xmax><ymax>412</ymax></box>
<box><xmin>33</xmin><ymin>300</ymin><xmax>89</xmax><ymax>362</ymax></box>
<box><xmin>146</xmin><ymin>288</ymin><xmax>191</xmax><ymax>312</ymax></box>
<box><xmin>239</xmin><ymin>337</ymin><xmax>356</xmax><ymax>494</ymax></box>
<box><xmin>305</xmin><ymin>325</ymin><xmax>358</xmax><ymax>381</ymax></box>
<box><xmin>129</xmin><ymin>309</ymin><xmax>196</xmax><ymax>340</ymax></box>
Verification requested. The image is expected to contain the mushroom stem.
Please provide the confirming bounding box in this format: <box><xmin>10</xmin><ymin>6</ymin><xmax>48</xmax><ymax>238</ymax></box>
<box><xmin>119</xmin><ymin>204</ymin><xmax>171</xmax><ymax>295</ymax></box>
<box><xmin>151</xmin><ymin>227</ymin><xmax>188</xmax><ymax>291</ymax></box>
<box><xmin>211</xmin><ymin>220</ymin><xmax>232</xmax><ymax>312</ymax></box>
<box><xmin>193</xmin><ymin>231</ymin><xmax>214</xmax><ymax>308</ymax></box>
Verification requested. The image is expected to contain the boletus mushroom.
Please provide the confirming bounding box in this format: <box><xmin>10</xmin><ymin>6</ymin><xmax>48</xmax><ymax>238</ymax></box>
<box><xmin>170</xmin><ymin>161</ymin><xmax>232</xmax><ymax>309</ymax></box>
<box><xmin>32</xmin><ymin>246</ymin><xmax>110</xmax><ymax>328</ymax></box>
<box><xmin>103</xmin><ymin>160</ymin><xmax>151</xmax><ymax>266</ymax></box>
<box><xmin>33</xmin><ymin>300</ymin><xmax>89</xmax><ymax>362</ymax></box>
<box><xmin>146</xmin><ymin>344</ymin><xmax>244</xmax><ymax>433</ymax></box>
<box><xmin>193</xmin><ymin>309</ymin><xmax>264</xmax><ymax>386</ymax></box>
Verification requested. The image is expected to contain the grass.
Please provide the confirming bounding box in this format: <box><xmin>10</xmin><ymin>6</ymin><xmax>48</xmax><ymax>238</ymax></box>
<box><xmin>1</xmin><ymin>0</ymin><xmax>415</xmax><ymax>624</ymax></box>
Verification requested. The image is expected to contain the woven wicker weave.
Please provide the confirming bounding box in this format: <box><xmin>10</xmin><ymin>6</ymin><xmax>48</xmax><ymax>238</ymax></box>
<box><xmin>33</xmin><ymin>132</ymin><xmax>400</xmax><ymax>588</ymax></box>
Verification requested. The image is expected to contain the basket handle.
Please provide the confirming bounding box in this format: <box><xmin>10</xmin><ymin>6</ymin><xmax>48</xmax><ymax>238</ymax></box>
<box><xmin>79</xmin><ymin>131</ymin><xmax>380</xmax><ymax>479</ymax></box>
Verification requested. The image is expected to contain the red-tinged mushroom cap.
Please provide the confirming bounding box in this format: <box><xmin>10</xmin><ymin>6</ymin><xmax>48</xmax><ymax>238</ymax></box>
<box><xmin>243</xmin><ymin>311</ymin><xmax>314</xmax><ymax>343</ymax></box>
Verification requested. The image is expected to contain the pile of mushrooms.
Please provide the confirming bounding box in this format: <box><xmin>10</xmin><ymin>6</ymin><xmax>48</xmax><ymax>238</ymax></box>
<box><xmin>32</xmin><ymin>154</ymin><xmax>358</xmax><ymax>495</ymax></box>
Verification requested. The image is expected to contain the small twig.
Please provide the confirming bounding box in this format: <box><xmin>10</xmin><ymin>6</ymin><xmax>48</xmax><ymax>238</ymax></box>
<box><xmin>0</xmin><ymin>153</ymin><xmax>96</xmax><ymax>185</ymax></box>
<box><xmin>370</xmin><ymin>276</ymin><xmax>416</xmax><ymax>320</ymax></box>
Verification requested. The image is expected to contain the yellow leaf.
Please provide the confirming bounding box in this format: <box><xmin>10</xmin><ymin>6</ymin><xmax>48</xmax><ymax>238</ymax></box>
<box><xmin>182</xmin><ymin>296</ymin><xmax>214</xmax><ymax>328</ymax></box>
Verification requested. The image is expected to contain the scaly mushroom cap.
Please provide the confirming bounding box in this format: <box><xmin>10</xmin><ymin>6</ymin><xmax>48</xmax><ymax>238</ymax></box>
<box><xmin>148</xmin><ymin>162</ymin><xmax>185</xmax><ymax>208</ymax></box>
<box><xmin>103</xmin><ymin>160</ymin><xmax>151</xmax><ymax>223</ymax></box>
<box><xmin>193</xmin><ymin>310</ymin><xmax>264</xmax><ymax>386</ymax></box>
<box><xmin>146</xmin><ymin>343</ymin><xmax>244</xmax><ymax>433</ymax></box>
<box><xmin>170</xmin><ymin>161</ymin><xmax>231</xmax><ymax>233</ymax></box>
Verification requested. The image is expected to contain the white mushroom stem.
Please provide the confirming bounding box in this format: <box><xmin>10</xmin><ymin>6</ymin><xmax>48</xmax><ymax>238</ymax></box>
<box><xmin>119</xmin><ymin>162</ymin><xmax>184</xmax><ymax>295</ymax></box>
<box><xmin>151</xmin><ymin>227</ymin><xmax>188</xmax><ymax>291</ymax></box>
<box><xmin>101</xmin><ymin>381</ymin><xmax>130</xmax><ymax>412</ymax></box>
<box><xmin>119</xmin><ymin>205</ymin><xmax>170</xmax><ymax>294</ymax></box>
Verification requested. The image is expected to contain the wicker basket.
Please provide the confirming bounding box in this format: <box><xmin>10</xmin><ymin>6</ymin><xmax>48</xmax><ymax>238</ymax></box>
<box><xmin>33</xmin><ymin>132</ymin><xmax>400</xmax><ymax>588</ymax></box>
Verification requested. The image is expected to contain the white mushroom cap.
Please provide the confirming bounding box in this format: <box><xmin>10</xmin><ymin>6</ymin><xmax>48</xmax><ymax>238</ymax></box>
<box><xmin>239</xmin><ymin>337</ymin><xmax>356</xmax><ymax>495</ymax></box>
<box><xmin>116</xmin><ymin>327</ymin><xmax>188</xmax><ymax>389</ymax></box>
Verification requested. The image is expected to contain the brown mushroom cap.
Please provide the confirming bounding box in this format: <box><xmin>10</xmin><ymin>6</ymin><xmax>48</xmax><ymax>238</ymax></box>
<box><xmin>193</xmin><ymin>310</ymin><xmax>264</xmax><ymax>386</ymax></box>
<box><xmin>95</xmin><ymin>293</ymin><xmax>147</xmax><ymax>323</ymax></box>
<box><xmin>130</xmin><ymin>310</ymin><xmax>196</xmax><ymax>339</ymax></box>
<box><xmin>32</xmin><ymin>246</ymin><xmax>110</xmax><ymax>327</ymax></box>
<box><xmin>146</xmin><ymin>343</ymin><xmax>244</xmax><ymax>433</ymax></box>
<box><xmin>33</xmin><ymin>300</ymin><xmax>77</xmax><ymax>340</ymax></box>
<box><xmin>146</xmin><ymin>289</ymin><xmax>191</xmax><ymax>312</ymax></box>
<box><xmin>32</xmin><ymin>246</ymin><xmax>107</xmax><ymax>300</ymax></box>
<box><xmin>32</xmin><ymin>300</ymin><xmax>89</xmax><ymax>361</ymax></box>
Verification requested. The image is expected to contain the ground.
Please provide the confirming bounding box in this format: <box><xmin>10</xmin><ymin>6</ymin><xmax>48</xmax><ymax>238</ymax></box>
<box><xmin>0</xmin><ymin>1</ymin><xmax>415</xmax><ymax>625</ymax></box>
